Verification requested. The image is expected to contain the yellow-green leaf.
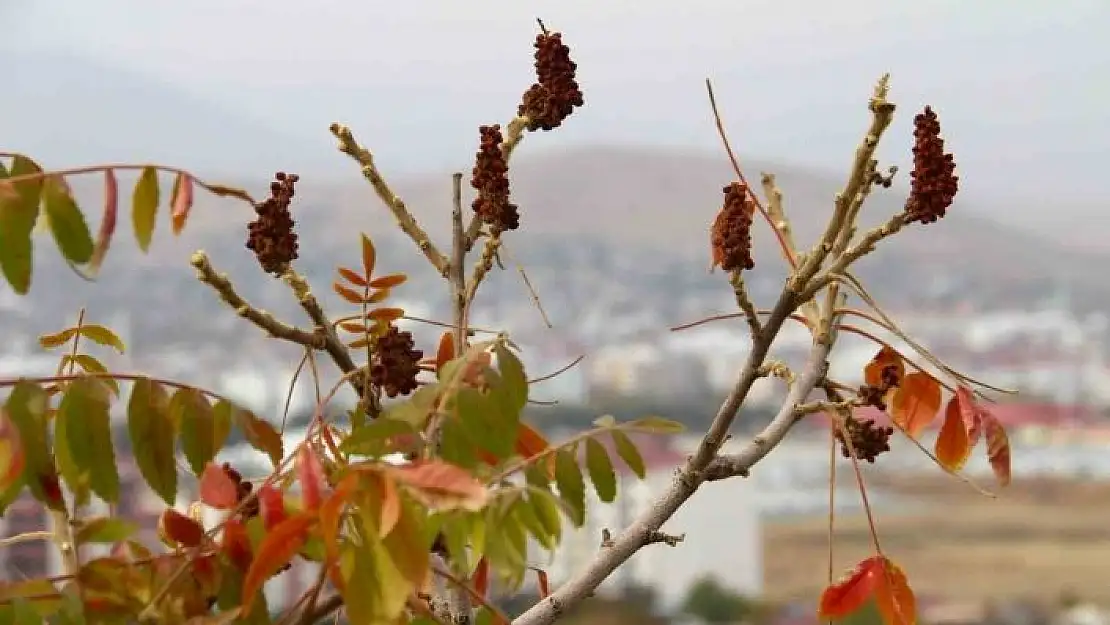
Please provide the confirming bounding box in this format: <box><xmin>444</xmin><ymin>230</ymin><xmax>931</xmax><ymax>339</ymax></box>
<box><xmin>493</xmin><ymin>344</ymin><xmax>528</xmax><ymax>415</ymax></box>
<box><xmin>610</xmin><ymin>429</ymin><xmax>646</xmax><ymax>479</ymax></box>
<box><xmin>528</xmin><ymin>488</ymin><xmax>563</xmax><ymax>548</ymax></box>
<box><xmin>4</xmin><ymin>382</ymin><xmax>62</xmax><ymax>511</ymax></box>
<box><xmin>37</xmin><ymin>328</ymin><xmax>77</xmax><ymax>349</ymax></box>
<box><xmin>342</xmin><ymin>530</ymin><xmax>411</xmax><ymax>624</ymax></box>
<box><xmin>553</xmin><ymin>449</ymin><xmax>586</xmax><ymax>527</ymax></box>
<box><xmin>0</xmin><ymin>157</ymin><xmax>42</xmax><ymax>295</ymax></box>
<box><xmin>182</xmin><ymin>396</ymin><xmax>232</xmax><ymax>477</ymax></box>
<box><xmin>74</xmin><ymin>516</ymin><xmax>138</xmax><ymax>544</ymax></box>
<box><xmin>59</xmin><ymin>377</ymin><xmax>119</xmax><ymax>503</ymax></box>
<box><xmin>60</xmin><ymin>354</ymin><xmax>119</xmax><ymax>396</ymax></box>
<box><xmin>132</xmin><ymin>166</ymin><xmax>160</xmax><ymax>252</ymax></box>
<box><xmin>127</xmin><ymin>378</ymin><xmax>177</xmax><ymax>505</ymax></box>
<box><xmin>43</xmin><ymin>176</ymin><xmax>94</xmax><ymax>265</ymax></box>
<box><xmin>53</xmin><ymin>399</ymin><xmax>90</xmax><ymax>507</ymax></box>
<box><xmin>77</xmin><ymin>324</ymin><xmax>126</xmax><ymax>354</ymax></box>
<box><xmin>584</xmin><ymin>438</ymin><xmax>617</xmax><ymax>503</ymax></box>
<box><xmin>627</xmin><ymin>415</ymin><xmax>685</xmax><ymax>434</ymax></box>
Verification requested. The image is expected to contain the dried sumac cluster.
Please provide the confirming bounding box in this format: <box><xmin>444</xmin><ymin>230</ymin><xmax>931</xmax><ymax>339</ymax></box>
<box><xmin>836</xmin><ymin>414</ymin><xmax>895</xmax><ymax>463</ymax></box>
<box><xmin>858</xmin><ymin>361</ymin><xmax>901</xmax><ymax>411</ymax></box>
<box><xmin>471</xmin><ymin>125</ymin><xmax>520</xmax><ymax>235</ymax></box>
<box><xmin>246</xmin><ymin>171</ymin><xmax>300</xmax><ymax>275</ymax></box>
<box><xmin>371</xmin><ymin>324</ymin><xmax>424</xmax><ymax>398</ymax></box>
<box><xmin>710</xmin><ymin>182</ymin><xmax>756</xmax><ymax>272</ymax></box>
<box><xmin>519</xmin><ymin>30</ymin><xmax>584</xmax><ymax>131</ymax></box>
<box><xmin>903</xmin><ymin>105</ymin><xmax>959</xmax><ymax>225</ymax></box>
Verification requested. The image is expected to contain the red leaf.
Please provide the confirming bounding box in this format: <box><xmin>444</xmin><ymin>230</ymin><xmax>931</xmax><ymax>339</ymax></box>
<box><xmin>199</xmin><ymin>462</ymin><xmax>239</xmax><ymax>509</ymax></box>
<box><xmin>819</xmin><ymin>556</ymin><xmax>882</xmax><ymax>621</ymax></box>
<box><xmin>158</xmin><ymin>508</ymin><xmax>205</xmax><ymax>548</ymax></box>
<box><xmin>387</xmin><ymin>460</ymin><xmax>489</xmax><ymax>511</ymax></box>
<box><xmin>864</xmin><ymin>346</ymin><xmax>904</xmax><ymax>388</ymax></box>
<box><xmin>980</xmin><ymin>408</ymin><xmax>1012</xmax><ymax>487</ymax></box>
<box><xmin>295</xmin><ymin>446</ymin><xmax>327</xmax><ymax>512</ymax></box>
<box><xmin>953</xmin><ymin>385</ymin><xmax>982</xmax><ymax>447</ymax></box>
<box><xmin>890</xmin><ymin>372</ymin><xmax>942</xmax><ymax>438</ymax></box>
<box><xmin>337</xmin><ymin>266</ymin><xmax>368</xmax><ymax>287</ymax></box>
<box><xmin>170</xmin><ymin>172</ymin><xmax>194</xmax><ymax>235</ymax></box>
<box><xmin>0</xmin><ymin>408</ymin><xmax>26</xmax><ymax>493</ymax></box>
<box><xmin>221</xmin><ymin>517</ymin><xmax>253</xmax><ymax>572</ymax></box>
<box><xmin>935</xmin><ymin>397</ymin><xmax>971</xmax><ymax>472</ymax></box>
<box><xmin>819</xmin><ymin>556</ymin><xmax>916</xmax><ymax>625</ymax></box>
<box><xmin>473</xmin><ymin>558</ymin><xmax>490</xmax><ymax>599</ymax></box>
<box><xmin>89</xmin><ymin>169</ymin><xmax>119</xmax><ymax>273</ymax></box>
<box><xmin>241</xmin><ymin>512</ymin><xmax>315</xmax><ymax>615</ymax></box>
<box><xmin>257</xmin><ymin>484</ymin><xmax>288</xmax><ymax>530</ymax></box>
<box><xmin>536</xmin><ymin>568</ymin><xmax>550</xmax><ymax>599</ymax></box>
<box><xmin>436</xmin><ymin>331</ymin><xmax>456</xmax><ymax>368</ymax></box>
<box><xmin>320</xmin><ymin>475</ymin><xmax>357</xmax><ymax>582</ymax></box>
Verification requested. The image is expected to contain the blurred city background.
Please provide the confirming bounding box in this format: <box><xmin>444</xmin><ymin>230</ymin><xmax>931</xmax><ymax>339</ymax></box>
<box><xmin>3</xmin><ymin>2</ymin><xmax>1109</xmax><ymax>624</ymax></box>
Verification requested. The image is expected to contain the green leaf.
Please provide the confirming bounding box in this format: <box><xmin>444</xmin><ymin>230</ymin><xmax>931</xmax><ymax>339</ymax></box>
<box><xmin>42</xmin><ymin>177</ymin><xmax>94</xmax><ymax>265</ymax></box>
<box><xmin>127</xmin><ymin>378</ymin><xmax>177</xmax><ymax>505</ymax></box>
<box><xmin>0</xmin><ymin>597</ymin><xmax>45</xmax><ymax>624</ymax></box>
<box><xmin>511</xmin><ymin>493</ymin><xmax>555</xmax><ymax>550</ymax></box>
<box><xmin>74</xmin><ymin>517</ymin><xmax>138</xmax><ymax>544</ymax></box>
<box><xmin>439</xmin><ymin>414</ymin><xmax>480</xmax><ymax>470</ymax></box>
<box><xmin>455</xmin><ymin>386</ymin><xmax>514</xmax><ymax>460</ymax></box>
<box><xmin>4</xmin><ymin>382</ymin><xmax>61</xmax><ymax>510</ymax></box>
<box><xmin>483</xmin><ymin>504</ymin><xmax>528</xmax><ymax>588</ymax></box>
<box><xmin>76</xmin><ymin>324</ymin><xmax>126</xmax><ymax>354</ymax></box>
<box><xmin>60</xmin><ymin>355</ymin><xmax>119</xmax><ymax>396</ymax></box>
<box><xmin>553</xmin><ymin>448</ymin><xmax>586</xmax><ymax>527</ymax></box>
<box><xmin>234</xmin><ymin>406</ymin><xmax>283</xmax><ymax>468</ymax></box>
<box><xmin>0</xmin><ymin>157</ymin><xmax>43</xmax><ymax>294</ymax></box>
<box><xmin>527</xmin><ymin>488</ymin><xmax>563</xmax><ymax>548</ymax></box>
<box><xmin>493</xmin><ymin>344</ymin><xmax>528</xmax><ymax>415</ymax></box>
<box><xmin>584</xmin><ymin>438</ymin><xmax>617</xmax><ymax>503</ymax></box>
<box><xmin>176</xmin><ymin>389</ymin><xmax>219</xmax><ymax>476</ymax></box>
<box><xmin>59</xmin><ymin>377</ymin><xmax>119</xmax><ymax>504</ymax></box>
<box><xmin>610</xmin><ymin>429</ymin><xmax>647</xmax><ymax>479</ymax></box>
<box><xmin>343</xmin><ymin>527</ymin><xmax>412</xmax><ymax>624</ymax></box>
<box><xmin>378</xmin><ymin>384</ymin><xmax>438</xmax><ymax>428</ymax></box>
<box><xmin>340</xmin><ymin>417</ymin><xmax>417</xmax><ymax>457</ymax></box>
<box><xmin>131</xmin><ymin>166</ymin><xmax>159</xmax><ymax>252</ymax></box>
<box><xmin>627</xmin><ymin>415</ymin><xmax>685</xmax><ymax>434</ymax></box>
<box><xmin>53</xmin><ymin>399</ymin><xmax>90</xmax><ymax>507</ymax></box>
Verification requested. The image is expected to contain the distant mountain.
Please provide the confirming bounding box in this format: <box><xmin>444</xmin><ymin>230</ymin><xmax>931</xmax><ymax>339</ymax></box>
<box><xmin>5</xmin><ymin>52</ymin><xmax>332</xmax><ymax>178</ymax></box>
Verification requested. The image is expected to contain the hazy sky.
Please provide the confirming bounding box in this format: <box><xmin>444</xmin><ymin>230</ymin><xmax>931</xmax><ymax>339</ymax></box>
<box><xmin>5</xmin><ymin>1</ymin><xmax>1109</xmax><ymax>215</ymax></box>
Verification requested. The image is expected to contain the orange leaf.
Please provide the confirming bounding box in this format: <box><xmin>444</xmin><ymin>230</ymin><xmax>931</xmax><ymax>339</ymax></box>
<box><xmin>0</xmin><ymin>408</ymin><xmax>26</xmax><ymax>493</ymax></box>
<box><xmin>535</xmin><ymin>568</ymin><xmax>550</xmax><ymax>599</ymax></box>
<box><xmin>953</xmin><ymin>385</ymin><xmax>982</xmax><ymax>447</ymax></box>
<box><xmin>199</xmin><ymin>462</ymin><xmax>239</xmax><ymax>510</ymax></box>
<box><xmin>170</xmin><ymin>172</ymin><xmax>194</xmax><ymax>235</ymax></box>
<box><xmin>436</xmin><ymin>331</ymin><xmax>456</xmax><ymax>368</ymax></box>
<box><xmin>368</xmin><ymin>273</ymin><xmax>408</xmax><ymax>289</ymax></box>
<box><xmin>242</xmin><ymin>512</ymin><xmax>315</xmax><ymax>615</ymax></box>
<box><xmin>378</xmin><ymin>472</ymin><xmax>401</xmax><ymax>538</ymax></box>
<box><xmin>934</xmin><ymin>397</ymin><xmax>971</xmax><ymax>472</ymax></box>
<box><xmin>221</xmin><ymin>517</ymin><xmax>253</xmax><ymax>572</ymax></box>
<box><xmin>158</xmin><ymin>509</ymin><xmax>205</xmax><ymax>548</ymax></box>
<box><xmin>337</xmin><ymin>266</ymin><xmax>368</xmax><ymax>287</ymax></box>
<box><xmin>367</xmin><ymin>307</ymin><xmax>405</xmax><ymax>323</ymax></box>
<box><xmin>257</xmin><ymin>484</ymin><xmax>288</xmax><ymax>530</ymax></box>
<box><xmin>874</xmin><ymin>557</ymin><xmax>917</xmax><ymax>625</ymax></box>
<box><xmin>360</xmin><ymin>233</ymin><xmax>376</xmax><ymax>277</ymax></box>
<box><xmin>333</xmin><ymin>282</ymin><xmax>365</xmax><ymax>305</ymax></box>
<box><xmin>387</xmin><ymin>460</ymin><xmax>489</xmax><ymax>512</ymax></box>
<box><xmin>473</xmin><ymin>558</ymin><xmax>490</xmax><ymax>599</ymax></box>
<box><xmin>980</xmin><ymin>409</ymin><xmax>1012</xmax><ymax>487</ymax></box>
<box><xmin>890</xmin><ymin>372</ymin><xmax>942</xmax><ymax>438</ymax></box>
<box><xmin>516</xmin><ymin>422</ymin><xmax>554</xmax><ymax>479</ymax></box>
<box><xmin>368</xmin><ymin>288</ymin><xmax>391</xmax><ymax>304</ymax></box>
<box><xmin>320</xmin><ymin>474</ymin><xmax>357</xmax><ymax>588</ymax></box>
<box><xmin>339</xmin><ymin>321</ymin><xmax>368</xmax><ymax>334</ymax></box>
<box><xmin>864</xmin><ymin>345</ymin><xmax>904</xmax><ymax>388</ymax></box>
<box><xmin>295</xmin><ymin>446</ymin><xmax>327</xmax><ymax>512</ymax></box>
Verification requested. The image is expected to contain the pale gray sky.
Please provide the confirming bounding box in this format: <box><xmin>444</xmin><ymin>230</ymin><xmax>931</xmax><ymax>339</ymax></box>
<box><xmin>4</xmin><ymin>1</ymin><xmax>1108</xmax><ymax>221</ymax></box>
